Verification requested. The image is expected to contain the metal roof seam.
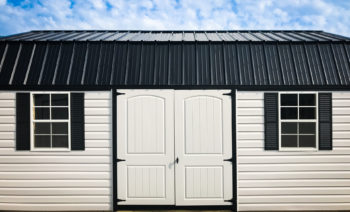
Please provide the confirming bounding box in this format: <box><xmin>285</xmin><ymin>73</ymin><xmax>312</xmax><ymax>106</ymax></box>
<box><xmin>9</xmin><ymin>43</ymin><xmax>22</xmax><ymax>85</ymax></box>
<box><xmin>23</xmin><ymin>44</ymin><xmax>36</xmax><ymax>85</ymax></box>
<box><xmin>288</xmin><ymin>43</ymin><xmax>299</xmax><ymax>85</ymax></box>
<box><xmin>37</xmin><ymin>43</ymin><xmax>49</xmax><ymax>85</ymax></box>
<box><xmin>330</xmin><ymin>43</ymin><xmax>345</xmax><ymax>85</ymax></box>
<box><xmin>93</xmin><ymin>42</ymin><xmax>103</xmax><ymax>85</ymax></box>
<box><xmin>274</xmin><ymin>43</ymin><xmax>285</xmax><ymax>85</ymax></box>
<box><xmin>138</xmin><ymin>43</ymin><xmax>144</xmax><ymax>85</ymax></box>
<box><xmin>80</xmin><ymin>43</ymin><xmax>89</xmax><ymax>85</ymax></box>
<box><xmin>0</xmin><ymin>44</ymin><xmax>8</xmax><ymax>75</ymax></box>
<box><xmin>109</xmin><ymin>42</ymin><xmax>118</xmax><ymax>86</ymax></box>
<box><xmin>316</xmin><ymin>43</ymin><xmax>329</xmax><ymax>85</ymax></box>
<box><xmin>123</xmin><ymin>42</ymin><xmax>130</xmax><ymax>85</ymax></box>
<box><xmin>65</xmin><ymin>42</ymin><xmax>76</xmax><ymax>85</ymax></box>
<box><xmin>51</xmin><ymin>43</ymin><xmax>63</xmax><ymax>85</ymax></box>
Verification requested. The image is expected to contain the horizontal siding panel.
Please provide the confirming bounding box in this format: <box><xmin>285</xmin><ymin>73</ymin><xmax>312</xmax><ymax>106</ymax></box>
<box><xmin>333</xmin><ymin>115</ymin><xmax>350</xmax><ymax>123</ymax></box>
<box><xmin>236</xmin><ymin>108</ymin><xmax>264</xmax><ymax>116</ymax></box>
<box><xmin>239</xmin><ymin>171</ymin><xmax>350</xmax><ymax>180</ymax></box>
<box><xmin>0</xmin><ymin>132</ymin><xmax>15</xmax><ymax>140</ymax></box>
<box><xmin>0</xmin><ymin>180</ymin><xmax>110</xmax><ymax>188</ymax></box>
<box><xmin>85</xmin><ymin>100</ymin><xmax>110</xmax><ymax>108</ymax></box>
<box><xmin>85</xmin><ymin>124</ymin><xmax>111</xmax><ymax>132</ymax></box>
<box><xmin>0</xmin><ymin>203</ymin><xmax>110</xmax><ymax>211</ymax></box>
<box><xmin>238</xmin><ymin>179</ymin><xmax>350</xmax><ymax>188</ymax></box>
<box><xmin>239</xmin><ymin>195</ymin><xmax>350</xmax><ymax>203</ymax></box>
<box><xmin>238</xmin><ymin>164</ymin><xmax>350</xmax><ymax>172</ymax></box>
<box><xmin>0</xmin><ymin>188</ymin><xmax>111</xmax><ymax>195</ymax></box>
<box><xmin>237</xmin><ymin>92</ymin><xmax>263</xmax><ymax>100</ymax></box>
<box><xmin>237</xmin><ymin>100</ymin><xmax>264</xmax><ymax>108</ymax></box>
<box><xmin>0</xmin><ymin>124</ymin><xmax>15</xmax><ymax>132</ymax></box>
<box><xmin>0</xmin><ymin>148</ymin><xmax>110</xmax><ymax>156</ymax></box>
<box><xmin>237</xmin><ymin>141</ymin><xmax>264</xmax><ymax>148</ymax></box>
<box><xmin>0</xmin><ymin>156</ymin><xmax>110</xmax><ymax>164</ymax></box>
<box><xmin>0</xmin><ymin>100</ymin><xmax>15</xmax><ymax>108</ymax></box>
<box><xmin>239</xmin><ymin>203</ymin><xmax>350</xmax><ymax>211</ymax></box>
<box><xmin>0</xmin><ymin>108</ymin><xmax>15</xmax><ymax>116</ymax></box>
<box><xmin>237</xmin><ymin>124</ymin><xmax>264</xmax><ymax>132</ymax></box>
<box><xmin>85</xmin><ymin>140</ymin><xmax>110</xmax><ymax>148</ymax></box>
<box><xmin>237</xmin><ymin>133</ymin><xmax>263</xmax><ymax>140</ymax></box>
<box><xmin>85</xmin><ymin>132</ymin><xmax>110</xmax><ymax>140</ymax></box>
<box><xmin>240</xmin><ymin>187</ymin><xmax>350</xmax><ymax>195</ymax></box>
<box><xmin>237</xmin><ymin>148</ymin><xmax>350</xmax><ymax>156</ymax></box>
<box><xmin>0</xmin><ymin>195</ymin><xmax>110</xmax><ymax>203</ymax></box>
<box><xmin>334</xmin><ymin>140</ymin><xmax>350</xmax><ymax>147</ymax></box>
<box><xmin>85</xmin><ymin>108</ymin><xmax>110</xmax><ymax>116</ymax></box>
<box><xmin>333</xmin><ymin>108</ymin><xmax>350</xmax><ymax>115</ymax></box>
<box><xmin>333</xmin><ymin>100</ymin><xmax>350</xmax><ymax>107</ymax></box>
<box><xmin>85</xmin><ymin>116</ymin><xmax>110</xmax><ymax>124</ymax></box>
<box><xmin>0</xmin><ymin>140</ymin><xmax>14</xmax><ymax>148</ymax></box>
<box><xmin>0</xmin><ymin>93</ymin><xmax>15</xmax><ymax>99</ymax></box>
<box><xmin>334</xmin><ymin>132</ymin><xmax>350</xmax><ymax>139</ymax></box>
<box><xmin>0</xmin><ymin>116</ymin><xmax>15</xmax><ymax>124</ymax></box>
<box><xmin>333</xmin><ymin>123</ymin><xmax>350</xmax><ymax>131</ymax></box>
<box><xmin>237</xmin><ymin>116</ymin><xmax>264</xmax><ymax>124</ymax></box>
<box><xmin>84</xmin><ymin>92</ymin><xmax>110</xmax><ymax>99</ymax></box>
<box><xmin>0</xmin><ymin>172</ymin><xmax>110</xmax><ymax>180</ymax></box>
<box><xmin>238</xmin><ymin>156</ymin><xmax>350</xmax><ymax>164</ymax></box>
<box><xmin>0</xmin><ymin>164</ymin><xmax>110</xmax><ymax>172</ymax></box>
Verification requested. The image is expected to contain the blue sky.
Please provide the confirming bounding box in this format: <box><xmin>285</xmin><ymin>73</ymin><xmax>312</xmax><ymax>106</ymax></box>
<box><xmin>1</xmin><ymin>0</ymin><xmax>350</xmax><ymax>37</ymax></box>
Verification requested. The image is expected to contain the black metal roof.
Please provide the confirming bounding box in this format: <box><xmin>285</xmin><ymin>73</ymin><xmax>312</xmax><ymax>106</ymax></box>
<box><xmin>2</xmin><ymin>30</ymin><xmax>350</xmax><ymax>42</ymax></box>
<box><xmin>0</xmin><ymin>30</ymin><xmax>350</xmax><ymax>88</ymax></box>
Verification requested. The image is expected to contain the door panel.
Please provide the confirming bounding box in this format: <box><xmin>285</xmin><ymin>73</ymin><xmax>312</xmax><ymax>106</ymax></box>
<box><xmin>175</xmin><ymin>90</ymin><xmax>233</xmax><ymax>205</ymax></box>
<box><xmin>117</xmin><ymin>90</ymin><xmax>174</xmax><ymax>205</ymax></box>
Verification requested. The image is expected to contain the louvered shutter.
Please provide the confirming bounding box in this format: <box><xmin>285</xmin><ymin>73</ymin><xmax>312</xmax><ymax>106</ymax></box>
<box><xmin>70</xmin><ymin>93</ymin><xmax>85</xmax><ymax>150</ymax></box>
<box><xmin>264</xmin><ymin>93</ymin><xmax>279</xmax><ymax>150</ymax></box>
<box><xmin>319</xmin><ymin>93</ymin><xmax>332</xmax><ymax>150</ymax></box>
<box><xmin>16</xmin><ymin>93</ymin><xmax>31</xmax><ymax>150</ymax></box>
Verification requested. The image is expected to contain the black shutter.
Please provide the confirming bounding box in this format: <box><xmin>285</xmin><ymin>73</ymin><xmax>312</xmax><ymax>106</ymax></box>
<box><xmin>264</xmin><ymin>93</ymin><xmax>279</xmax><ymax>150</ymax></box>
<box><xmin>319</xmin><ymin>93</ymin><xmax>332</xmax><ymax>150</ymax></box>
<box><xmin>16</xmin><ymin>93</ymin><xmax>30</xmax><ymax>150</ymax></box>
<box><xmin>70</xmin><ymin>93</ymin><xmax>85</xmax><ymax>150</ymax></box>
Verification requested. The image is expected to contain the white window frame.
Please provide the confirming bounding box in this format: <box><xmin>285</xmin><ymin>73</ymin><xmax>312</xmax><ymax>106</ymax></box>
<box><xmin>278</xmin><ymin>92</ymin><xmax>318</xmax><ymax>151</ymax></box>
<box><xmin>30</xmin><ymin>92</ymin><xmax>71</xmax><ymax>152</ymax></box>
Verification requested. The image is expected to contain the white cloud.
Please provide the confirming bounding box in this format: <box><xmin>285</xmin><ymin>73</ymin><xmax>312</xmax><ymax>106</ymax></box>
<box><xmin>0</xmin><ymin>0</ymin><xmax>349</xmax><ymax>37</ymax></box>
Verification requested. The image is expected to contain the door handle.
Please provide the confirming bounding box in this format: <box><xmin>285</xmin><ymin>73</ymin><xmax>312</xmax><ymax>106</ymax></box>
<box><xmin>175</xmin><ymin>157</ymin><xmax>179</xmax><ymax>164</ymax></box>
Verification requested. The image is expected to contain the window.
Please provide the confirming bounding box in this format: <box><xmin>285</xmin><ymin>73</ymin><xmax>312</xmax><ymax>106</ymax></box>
<box><xmin>31</xmin><ymin>92</ymin><xmax>70</xmax><ymax>150</ymax></box>
<box><xmin>279</xmin><ymin>93</ymin><xmax>318</xmax><ymax>150</ymax></box>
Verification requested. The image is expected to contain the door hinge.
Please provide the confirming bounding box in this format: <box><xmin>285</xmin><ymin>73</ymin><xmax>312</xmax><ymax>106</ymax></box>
<box><xmin>116</xmin><ymin>92</ymin><xmax>125</xmax><ymax>96</ymax></box>
<box><xmin>224</xmin><ymin>198</ymin><xmax>234</xmax><ymax>203</ymax></box>
<box><xmin>224</xmin><ymin>158</ymin><xmax>233</xmax><ymax>163</ymax></box>
<box><xmin>116</xmin><ymin>198</ymin><xmax>126</xmax><ymax>202</ymax></box>
<box><xmin>116</xmin><ymin>158</ymin><xmax>126</xmax><ymax>162</ymax></box>
<box><xmin>223</xmin><ymin>91</ymin><xmax>233</xmax><ymax>96</ymax></box>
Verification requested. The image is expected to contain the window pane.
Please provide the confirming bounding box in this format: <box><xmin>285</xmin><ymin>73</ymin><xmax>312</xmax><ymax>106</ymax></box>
<box><xmin>52</xmin><ymin>94</ymin><xmax>68</xmax><ymax>106</ymax></box>
<box><xmin>299</xmin><ymin>135</ymin><xmax>316</xmax><ymax>147</ymax></box>
<box><xmin>33</xmin><ymin>94</ymin><xmax>50</xmax><ymax>106</ymax></box>
<box><xmin>52</xmin><ymin>122</ymin><xmax>68</xmax><ymax>134</ymax></box>
<box><xmin>34</xmin><ymin>122</ymin><xmax>50</xmax><ymax>134</ymax></box>
<box><xmin>281</xmin><ymin>135</ymin><xmax>298</xmax><ymax>147</ymax></box>
<box><xmin>300</xmin><ymin>94</ymin><xmax>316</xmax><ymax>106</ymax></box>
<box><xmin>34</xmin><ymin>135</ymin><xmax>50</xmax><ymax>148</ymax></box>
<box><xmin>52</xmin><ymin>135</ymin><xmax>68</xmax><ymax>148</ymax></box>
<box><xmin>51</xmin><ymin>108</ymin><xmax>68</xmax><ymax>119</ymax></box>
<box><xmin>34</xmin><ymin>108</ymin><xmax>50</xmax><ymax>119</ymax></box>
<box><xmin>299</xmin><ymin>122</ymin><xmax>316</xmax><ymax>134</ymax></box>
<box><xmin>281</xmin><ymin>94</ymin><xmax>297</xmax><ymax>106</ymax></box>
<box><xmin>299</xmin><ymin>107</ymin><xmax>316</xmax><ymax>119</ymax></box>
<box><xmin>281</xmin><ymin>107</ymin><xmax>298</xmax><ymax>119</ymax></box>
<box><xmin>281</xmin><ymin>122</ymin><xmax>297</xmax><ymax>134</ymax></box>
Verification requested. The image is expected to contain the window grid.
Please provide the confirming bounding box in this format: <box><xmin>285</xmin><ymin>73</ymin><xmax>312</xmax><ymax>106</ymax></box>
<box><xmin>279</xmin><ymin>92</ymin><xmax>318</xmax><ymax>151</ymax></box>
<box><xmin>31</xmin><ymin>92</ymin><xmax>71</xmax><ymax>151</ymax></box>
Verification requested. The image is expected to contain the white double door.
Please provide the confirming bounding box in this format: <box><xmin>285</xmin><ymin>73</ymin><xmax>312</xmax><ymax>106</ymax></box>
<box><xmin>117</xmin><ymin>90</ymin><xmax>232</xmax><ymax>205</ymax></box>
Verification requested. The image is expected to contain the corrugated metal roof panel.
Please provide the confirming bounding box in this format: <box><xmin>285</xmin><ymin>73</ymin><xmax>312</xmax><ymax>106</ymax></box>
<box><xmin>0</xmin><ymin>37</ymin><xmax>350</xmax><ymax>87</ymax></box>
<box><xmin>4</xmin><ymin>30</ymin><xmax>350</xmax><ymax>42</ymax></box>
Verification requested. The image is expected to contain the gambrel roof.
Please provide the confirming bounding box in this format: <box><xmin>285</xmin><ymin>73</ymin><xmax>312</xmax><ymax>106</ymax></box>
<box><xmin>0</xmin><ymin>30</ymin><xmax>350</xmax><ymax>88</ymax></box>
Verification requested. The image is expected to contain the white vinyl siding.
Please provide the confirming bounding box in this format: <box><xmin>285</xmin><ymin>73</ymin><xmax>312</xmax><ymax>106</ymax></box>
<box><xmin>0</xmin><ymin>91</ymin><xmax>112</xmax><ymax>211</ymax></box>
<box><xmin>237</xmin><ymin>91</ymin><xmax>350</xmax><ymax>211</ymax></box>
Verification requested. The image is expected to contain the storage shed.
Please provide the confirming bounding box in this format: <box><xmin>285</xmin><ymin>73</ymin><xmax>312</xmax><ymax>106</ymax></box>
<box><xmin>0</xmin><ymin>30</ymin><xmax>350</xmax><ymax>211</ymax></box>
